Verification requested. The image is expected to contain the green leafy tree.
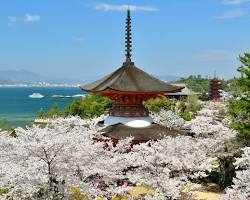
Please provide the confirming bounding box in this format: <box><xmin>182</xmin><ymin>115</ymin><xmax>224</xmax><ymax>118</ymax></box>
<box><xmin>36</xmin><ymin>108</ymin><xmax>47</xmax><ymax>119</ymax></box>
<box><xmin>228</xmin><ymin>53</ymin><xmax>250</xmax><ymax>141</ymax></box>
<box><xmin>47</xmin><ymin>104</ymin><xmax>62</xmax><ymax>118</ymax></box>
<box><xmin>64</xmin><ymin>94</ymin><xmax>111</xmax><ymax>119</ymax></box>
<box><xmin>69</xmin><ymin>187</ymin><xmax>89</xmax><ymax>200</ymax></box>
<box><xmin>175</xmin><ymin>96</ymin><xmax>201</xmax><ymax>121</ymax></box>
<box><xmin>0</xmin><ymin>119</ymin><xmax>8</xmax><ymax>129</ymax></box>
<box><xmin>177</xmin><ymin>75</ymin><xmax>210</xmax><ymax>93</ymax></box>
<box><xmin>211</xmin><ymin>156</ymin><xmax>236</xmax><ymax>189</ymax></box>
<box><xmin>0</xmin><ymin>188</ymin><xmax>9</xmax><ymax>197</ymax></box>
<box><xmin>186</xmin><ymin>95</ymin><xmax>201</xmax><ymax>112</ymax></box>
<box><xmin>146</xmin><ymin>95</ymin><xmax>201</xmax><ymax>121</ymax></box>
<box><xmin>146</xmin><ymin>96</ymin><xmax>175</xmax><ymax>113</ymax></box>
<box><xmin>228</xmin><ymin>78</ymin><xmax>241</xmax><ymax>95</ymax></box>
<box><xmin>176</xmin><ymin>75</ymin><xmax>229</xmax><ymax>93</ymax></box>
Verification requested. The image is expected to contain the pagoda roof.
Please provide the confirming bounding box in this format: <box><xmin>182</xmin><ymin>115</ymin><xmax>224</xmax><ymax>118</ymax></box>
<box><xmin>100</xmin><ymin>123</ymin><xmax>188</xmax><ymax>141</ymax></box>
<box><xmin>80</xmin><ymin>62</ymin><xmax>183</xmax><ymax>93</ymax></box>
<box><xmin>80</xmin><ymin>9</ymin><xmax>183</xmax><ymax>94</ymax></box>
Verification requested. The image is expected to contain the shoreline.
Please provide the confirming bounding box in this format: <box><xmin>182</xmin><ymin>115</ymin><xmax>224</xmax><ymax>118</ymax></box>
<box><xmin>0</xmin><ymin>85</ymin><xmax>80</xmax><ymax>88</ymax></box>
<box><xmin>0</xmin><ymin>87</ymin><xmax>82</xmax><ymax>128</ymax></box>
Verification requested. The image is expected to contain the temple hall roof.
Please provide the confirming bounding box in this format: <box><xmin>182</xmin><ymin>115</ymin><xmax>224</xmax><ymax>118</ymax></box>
<box><xmin>165</xmin><ymin>83</ymin><xmax>198</xmax><ymax>96</ymax></box>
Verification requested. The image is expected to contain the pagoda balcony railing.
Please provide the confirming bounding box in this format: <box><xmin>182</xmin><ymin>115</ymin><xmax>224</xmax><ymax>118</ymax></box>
<box><xmin>109</xmin><ymin>105</ymin><xmax>149</xmax><ymax>117</ymax></box>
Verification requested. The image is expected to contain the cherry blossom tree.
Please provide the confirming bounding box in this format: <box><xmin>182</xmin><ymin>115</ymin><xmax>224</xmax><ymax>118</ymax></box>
<box><xmin>222</xmin><ymin>147</ymin><xmax>250</xmax><ymax>200</ymax></box>
<box><xmin>126</xmin><ymin>136</ymin><xmax>217</xmax><ymax>199</ymax></box>
<box><xmin>0</xmin><ymin>102</ymin><xmax>241</xmax><ymax>200</ymax></box>
<box><xmin>150</xmin><ymin>109</ymin><xmax>185</xmax><ymax>129</ymax></box>
<box><xmin>0</xmin><ymin>118</ymin><xmax>105</xmax><ymax>199</ymax></box>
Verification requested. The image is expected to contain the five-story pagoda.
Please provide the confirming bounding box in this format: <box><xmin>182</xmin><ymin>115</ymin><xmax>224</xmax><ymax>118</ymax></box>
<box><xmin>81</xmin><ymin>9</ymin><xmax>184</xmax><ymax>142</ymax></box>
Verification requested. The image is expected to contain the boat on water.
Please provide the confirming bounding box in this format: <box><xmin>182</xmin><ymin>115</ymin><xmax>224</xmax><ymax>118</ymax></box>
<box><xmin>51</xmin><ymin>95</ymin><xmax>65</xmax><ymax>98</ymax></box>
<box><xmin>29</xmin><ymin>93</ymin><xmax>44</xmax><ymax>98</ymax></box>
<box><xmin>72</xmin><ymin>94</ymin><xmax>86</xmax><ymax>98</ymax></box>
<box><xmin>51</xmin><ymin>94</ymin><xmax>82</xmax><ymax>99</ymax></box>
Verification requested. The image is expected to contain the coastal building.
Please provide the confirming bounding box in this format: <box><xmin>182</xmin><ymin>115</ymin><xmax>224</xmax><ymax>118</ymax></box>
<box><xmin>81</xmin><ymin>9</ymin><xmax>184</xmax><ymax>143</ymax></box>
<box><xmin>165</xmin><ymin>83</ymin><xmax>198</xmax><ymax>99</ymax></box>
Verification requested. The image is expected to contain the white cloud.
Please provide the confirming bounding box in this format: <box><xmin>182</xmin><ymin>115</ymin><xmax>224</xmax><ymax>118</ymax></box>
<box><xmin>72</xmin><ymin>36</ymin><xmax>85</xmax><ymax>43</ymax></box>
<box><xmin>215</xmin><ymin>9</ymin><xmax>245</xmax><ymax>19</ymax></box>
<box><xmin>7</xmin><ymin>16</ymin><xmax>18</xmax><ymax>23</ymax></box>
<box><xmin>24</xmin><ymin>14</ymin><xmax>40</xmax><ymax>22</ymax></box>
<box><xmin>95</xmin><ymin>3</ymin><xmax>158</xmax><ymax>12</ymax></box>
<box><xmin>222</xmin><ymin>0</ymin><xmax>249</xmax><ymax>5</ymax></box>
<box><xmin>192</xmin><ymin>49</ymin><xmax>236</xmax><ymax>61</ymax></box>
<box><xmin>7</xmin><ymin>14</ymin><xmax>40</xmax><ymax>24</ymax></box>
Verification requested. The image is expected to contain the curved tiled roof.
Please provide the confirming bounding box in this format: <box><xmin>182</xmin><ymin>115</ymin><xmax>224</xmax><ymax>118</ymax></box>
<box><xmin>101</xmin><ymin>123</ymin><xmax>188</xmax><ymax>141</ymax></box>
<box><xmin>80</xmin><ymin>62</ymin><xmax>183</xmax><ymax>93</ymax></box>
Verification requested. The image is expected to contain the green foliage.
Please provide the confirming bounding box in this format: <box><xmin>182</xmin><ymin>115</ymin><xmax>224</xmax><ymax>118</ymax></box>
<box><xmin>237</xmin><ymin>53</ymin><xmax>250</xmax><ymax>91</ymax></box>
<box><xmin>176</xmin><ymin>95</ymin><xmax>202</xmax><ymax>121</ymax></box>
<box><xmin>177</xmin><ymin>75</ymin><xmax>210</xmax><ymax>93</ymax></box>
<box><xmin>36</xmin><ymin>108</ymin><xmax>46</xmax><ymax>119</ymax></box>
<box><xmin>47</xmin><ymin>103</ymin><xmax>62</xmax><ymax>118</ymax></box>
<box><xmin>64</xmin><ymin>94</ymin><xmax>111</xmax><ymax>119</ymax></box>
<box><xmin>69</xmin><ymin>187</ymin><xmax>89</xmax><ymax>200</ymax></box>
<box><xmin>179</xmin><ymin>111</ymin><xmax>193</xmax><ymax>121</ymax></box>
<box><xmin>199</xmin><ymin>92</ymin><xmax>209</xmax><ymax>101</ymax></box>
<box><xmin>186</xmin><ymin>95</ymin><xmax>202</xmax><ymax>112</ymax></box>
<box><xmin>111</xmin><ymin>197</ymin><xmax>128</xmax><ymax>200</ymax></box>
<box><xmin>176</xmin><ymin>75</ymin><xmax>229</xmax><ymax>93</ymax></box>
<box><xmin>146</xmin><ymin>96</ymin><xmax>175</xmax><ymax>113</ymax></box>
<box><xmin>229</xmin><ymin>99</ymin><xmax>250</xmax><ymax>137</ymax></box>
<box><xmin>36</xmin><ymin>94</ymin><xmax>111</xmax><ymax>120</ymax></box>
<box><xmin>0</xmin><ymin>188</ymin><xmax>9</xmax><ymax>196</ymax></box>
<box><xmin>0</xmin><ymin>119</ymin><xmax>8</xmax><ymax>129</ymax></box>
<box><xmin>146</xmin><ymin>95</ymin><xmax>201</xmax><ymax>121</ymax></box>
<box><xmin>228</xmin><ymin>53</ymin><xmax>250</xmax><ymax>141</ymax></box>
<box><xmin>228</xmin><ymin>78</ymin><xmax>241</xmax><ymax>96</ymax></box>
<box><xmin>209</xmin><ymin>156</ymin><xmax>236</xmax><ymax>189</ymax></box>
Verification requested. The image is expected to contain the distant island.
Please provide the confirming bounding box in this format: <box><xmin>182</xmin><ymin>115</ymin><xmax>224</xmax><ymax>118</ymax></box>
<box><xmin>0</xmin><ymin>69</ymin><xmax>182</xmax><ymax>88</ymax></box>
<box><xmin>0</xmin><ymin>69</ymin><xmax>81</xmax><ymax>86</ymax></box>
<box><xmin>0</xmin><ymin>82</ymin><xmax>80</xmax><ymax>88</ymax></box>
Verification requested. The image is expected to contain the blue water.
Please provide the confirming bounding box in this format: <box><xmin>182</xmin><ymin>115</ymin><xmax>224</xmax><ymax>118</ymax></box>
<box><xmin>0</xmin><ymin>87</ymin><xmax>84</xmax><ymax>128</ymax></box>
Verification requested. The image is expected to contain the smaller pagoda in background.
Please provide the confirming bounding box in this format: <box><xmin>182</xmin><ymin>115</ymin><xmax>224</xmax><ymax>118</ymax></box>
<box><xmin>209</xmin><ymin>72</ymin><xmax>221</xmax><ymax>101</ymax></box>
<box><xmin>81</xmin><ymin>9</ymin><xmax>185</xmax><ymax>143</ymax></box>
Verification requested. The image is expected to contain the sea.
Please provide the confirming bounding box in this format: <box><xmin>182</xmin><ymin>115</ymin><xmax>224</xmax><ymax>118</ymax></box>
<box><xmin>0</xmin><ymin>87</ymin><xmax>85</xmax><ymax>128</ymax></box>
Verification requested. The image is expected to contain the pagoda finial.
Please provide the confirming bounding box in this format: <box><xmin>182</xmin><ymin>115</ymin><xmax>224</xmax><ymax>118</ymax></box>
<box><xmin>125</xmin><ymin>8</ymin><xmax>132</xmax><ymax>63</ymax></box>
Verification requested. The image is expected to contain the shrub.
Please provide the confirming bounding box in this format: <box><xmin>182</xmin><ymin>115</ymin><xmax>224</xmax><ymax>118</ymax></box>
<box><xmin>36</xmin><ymin>108</ymin><xmax>46</xmax><ymax>119</ymax></box>
<box><xmin>186</xmin><ymin>95</ymin><xmax>201</xmax><ymax>112</ymax></box>
<box><xmin>47</xmin><ymin>103</ymin><xmax>62</xmax><ymax>118</ymax></box>
<box><xmin>69</xmin><ymin>187</ymin><xmax>89</xmax><ymax>200</ymax></box>
<box><xmin>0</xmin><ymin>188</ymin><xmax>9</xmax><ymax>196</ymax></box>
<box><xmin>208</xmin><ymin>156</ymin><xmax>236</xmax><ymax>189</ymax></box>
<box><xmin>146</xmin><ymin>96</ymin><xmax>175</xmax><ymax>113</ymax></box>
<box><xmin>146</xmin><ymin>95</ymin><xmax>201</xmax><ymax>121</ymax></box>
<box><xmin>64</xmin><ymin>94</ymin><xmax>111</xmax><ymax>119</ymax></box>
<box><xmin>175</xmin><ymin>95</ymin><xmax>201</xmax><ymax>121</ymax></box>
<box><xmin>0</xmin><ymin>119</ymin><xmax>8</xmax><ymax>129</ymax></box>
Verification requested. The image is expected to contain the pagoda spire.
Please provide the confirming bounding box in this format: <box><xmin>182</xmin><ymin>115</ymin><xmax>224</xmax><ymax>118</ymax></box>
<box><xmin>125</xmin><ymin>8</ymin><xmax>132</xmax><ymax>63</ymax></box>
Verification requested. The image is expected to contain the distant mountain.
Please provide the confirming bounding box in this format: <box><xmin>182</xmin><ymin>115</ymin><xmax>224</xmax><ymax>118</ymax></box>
<box><xmin>0</xmin><ymin>69</ymin><xmax>80</xmax><ymax>84</ymax></box>
<box><xmin>0</xmin><ymin>69</ymin><xmax>182</xmax><ymax>85</ymax></box>
<box><xmin>156</xmin><ymin>75</ymin><xmax>181</xmax><ymax>82</ymax></box>
<box><xmin>0</xmin><ymin>69</ymin><xmax>46</xmax><ymax>83</ymax></box>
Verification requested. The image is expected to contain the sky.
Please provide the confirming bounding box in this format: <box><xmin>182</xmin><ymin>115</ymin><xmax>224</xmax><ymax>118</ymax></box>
<box><xmin>0</xmin><ymin>0</ymin><xmax>250</xmax><ymax>80</ymax></box>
